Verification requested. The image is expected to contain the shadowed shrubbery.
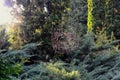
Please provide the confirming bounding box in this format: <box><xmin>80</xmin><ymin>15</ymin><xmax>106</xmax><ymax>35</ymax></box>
<box><xmin>1</xmin><ymin>42</ymin><xmax>119</xmax><ymax>80</ymax></box>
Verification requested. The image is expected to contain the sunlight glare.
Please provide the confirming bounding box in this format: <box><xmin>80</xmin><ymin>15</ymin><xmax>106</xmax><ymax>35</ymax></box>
<box><xmin>0</xmin><ymin>0</ymin><xmax>13</xmax><ymax>25</ymax></box>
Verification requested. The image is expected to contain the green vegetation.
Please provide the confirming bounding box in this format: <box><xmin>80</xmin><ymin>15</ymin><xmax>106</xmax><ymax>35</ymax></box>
<box><xmin>0</xmin><ymin>52</ymin><xmax>22</xmax><ymax>80</ymax></box>
<box><xmin>0</xmin><ymin>0</ymin><xmax>120</xmax><ymax>80</ymax></box>
<box><xmin>87</xmin><ymin>0</ymin><xmax>94</xmax><ymax>32</ymax></box>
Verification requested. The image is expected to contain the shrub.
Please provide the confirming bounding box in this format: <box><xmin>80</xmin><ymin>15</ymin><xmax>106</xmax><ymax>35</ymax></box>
<box><xmin>0</xmin><ymin>52</ymin><xmax>22</xmax><ymax>80</ymax></box>
<box><xmin>19</xmin><ymin>61</ymin><xmax>81</xmax><ymax>80</ymax></box>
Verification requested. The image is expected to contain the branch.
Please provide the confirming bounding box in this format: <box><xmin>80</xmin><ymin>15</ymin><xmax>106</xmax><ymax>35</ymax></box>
<box><xmin>0</xmin><ymin>49</ymin><xmax>7</xmax><ymax>53</ymax></box>
<box><xmin>91</xmin><ymin>40</ymin><xmax>120</xmax><ymax>52</ymax></box>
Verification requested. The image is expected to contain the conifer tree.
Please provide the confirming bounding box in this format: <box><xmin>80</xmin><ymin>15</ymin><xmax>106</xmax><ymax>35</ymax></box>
<box><xmin>15</xmin><ymin>0</ymin><xmax>70</xmax><ymax>54</ymax></box>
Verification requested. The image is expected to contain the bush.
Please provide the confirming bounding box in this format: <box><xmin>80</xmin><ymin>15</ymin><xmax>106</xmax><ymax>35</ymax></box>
<box><xmin>0</xmin><ymin>52</ymin><xmax>22</xmax><ymax>80</ymax></box>
<box><xmin>19</xmin><ymin>61</ymin><xmax>81</xmax><ymax>80</ymax></box>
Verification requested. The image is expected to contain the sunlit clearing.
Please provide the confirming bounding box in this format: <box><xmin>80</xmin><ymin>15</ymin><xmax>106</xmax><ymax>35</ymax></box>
<box><xmin>0</xmin><ymin>0</ymin><xmax>13</xmax><ymax>25</ymax></box>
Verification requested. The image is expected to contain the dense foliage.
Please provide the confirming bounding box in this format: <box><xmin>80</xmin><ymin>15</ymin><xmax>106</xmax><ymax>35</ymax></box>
<box><xmin>92</xmin><ymin>0</ymin><xmax>120</xmax><ymax>39</ymax></box>
<box><xmin>0</xmin><ymin>51</ymin><xmax>22</xmax><ymax>80</ymax></box>
<box><xmin>0</xmin><ymin>0</ymin><xmax>120</xmax><ymax>80</ymax></box>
